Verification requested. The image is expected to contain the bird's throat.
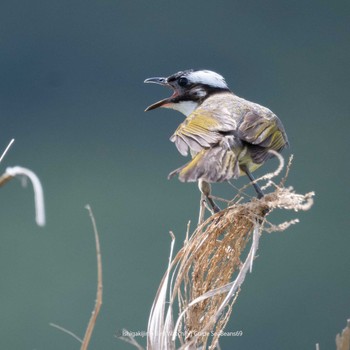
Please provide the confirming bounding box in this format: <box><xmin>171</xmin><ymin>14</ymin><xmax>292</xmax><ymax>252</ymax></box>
<box><xmin>167</xmin><ymin>100</ymin><xmax>199</xmax><ymax>116</ymax></box>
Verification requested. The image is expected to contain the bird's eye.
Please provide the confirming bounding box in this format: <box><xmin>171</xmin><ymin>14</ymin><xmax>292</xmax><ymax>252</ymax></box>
<box><xmin>178</xmin><ymin>77</ymin><xmax>188</xmax><ymax>87</ymax></box>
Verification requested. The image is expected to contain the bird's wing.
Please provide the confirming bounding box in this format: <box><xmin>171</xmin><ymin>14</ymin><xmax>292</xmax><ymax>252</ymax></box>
<box><xmin>170</xmin><ymin>109</ymin><xmax>235</xmax><ymax>156</ymax></box>
<box><xmin>237</xmin><ymin>111</ymin><xmax>289</xmax><ymax>163</ymax></box>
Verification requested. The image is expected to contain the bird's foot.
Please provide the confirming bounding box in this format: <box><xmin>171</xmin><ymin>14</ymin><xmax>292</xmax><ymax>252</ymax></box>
<box><xmin>207</xmin><ymin>196</ymin><xmax>221</xmax><ymax>213</ymax></box>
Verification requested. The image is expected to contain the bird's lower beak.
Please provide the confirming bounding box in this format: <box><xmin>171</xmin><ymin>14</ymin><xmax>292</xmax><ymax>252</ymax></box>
<box><xmin>144</xmin><ymin>76</ymin><xmax>174</xmax><ymax>111</ymax></box>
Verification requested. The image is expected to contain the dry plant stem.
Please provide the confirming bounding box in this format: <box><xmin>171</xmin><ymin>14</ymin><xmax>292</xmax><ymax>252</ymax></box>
<box><xmin>147</xmin><ymin>232</ymin><xmax>177</xmax><ymax>350</ymax></box>
<box><xmin>0</xmin><ymin>138</ymin><xmax>15</xmax><ymax>163</ymax></box>
<box><xmin>0</xmin><ymin>166</ymin><xmax>46</xmax><ymax>226</ymax></box>
<box><xmin>0</xmin><ymin>173</ymin><xmax>13</xmax><ymax>187</ymax></box>
<box><xmin>173</xmin><ymin>216</ymin><xmax>263</xmax><ymax>350</ymax></box>
<box><xmin>147</xmin><ymin>155</ymin><xmax>314</xmax><ymax>350</ymax></box>
<box><xmin>0</xmin><ymin>139</ymin><xmax>46</xmax><ymax>226</ymax></box>
<box><xmin>198</xmin><ymin>193</ymin><xmax>206</xmax><ymax>226</ymax></box>
<box><xmin>50</xmin><ymin>206</ymin><xmax>103</xmax><ymax>347</ymax></box>
<box><xmin>0</xmin><ymin>139</ymin><xmax>15</xmax><ymax>186</ymax></box>
<box><xmin>81</xmin><ymin>205</ymin><xmax>103</xmax><ymax>350</ymax></box>
<box><xmin>49</xmin><ymin>323</ymin><xmax>83</xmax><ymax>343</ymax></box>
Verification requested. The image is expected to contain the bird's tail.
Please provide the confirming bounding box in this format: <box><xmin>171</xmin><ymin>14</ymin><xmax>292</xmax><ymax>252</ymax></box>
<box><xmin>168</xmin><ymin>146</ymin><xmax>241</xmax><ymax>183</ymax></box>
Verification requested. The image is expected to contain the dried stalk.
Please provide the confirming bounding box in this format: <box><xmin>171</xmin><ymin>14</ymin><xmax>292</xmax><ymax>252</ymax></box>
<box><xmin>146</xmin><ymin>156</ymin><xmax>314</xmax><ymax>350</ymax></box>
<box><xmin>0</xmin><ymin>138</ymin><xmax>15</xmax><ymax>163</ymax></box>
<box><xmin>0</xmin><ymin>139</ymin><xmax>46</xmax><ymax>226</ymax></box>
<box><xmin>80</xmin><ymin>205</ymin><xmax>103</xmax><ymax>350</ymax></box>
<box><xmin>1</xmin><ymin>166</ymin><xmax>46</xmax><ymax>226</ymax></box>
<box><xmin>50</xmin><ymin>205</ymin><xmax>103</xmax><ymax>349</ymax></box>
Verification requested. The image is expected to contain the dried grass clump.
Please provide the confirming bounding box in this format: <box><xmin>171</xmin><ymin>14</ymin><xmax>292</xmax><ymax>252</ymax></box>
<box><xmin>146</xmin><ymin>155</ymin><xmax>314</xmax><ymax>350</ymax></box>
<box><xmin>336</xmin><ymin>319</ymin><xmax>350</xmax><ymax>350</ymax></box>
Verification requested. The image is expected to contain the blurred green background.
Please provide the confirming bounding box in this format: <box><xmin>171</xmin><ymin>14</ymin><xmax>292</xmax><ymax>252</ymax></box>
<box><xmin>0</xmin><ymin>1</ymin><xmax>349</xmax><ymax>349</ymax></box>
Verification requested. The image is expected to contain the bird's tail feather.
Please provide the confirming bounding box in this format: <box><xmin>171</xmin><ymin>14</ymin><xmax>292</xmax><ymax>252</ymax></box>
<box><xmin>168</xmin><ymin>147</ymin><xmax>241</xmax><ymax>183</ymax></box>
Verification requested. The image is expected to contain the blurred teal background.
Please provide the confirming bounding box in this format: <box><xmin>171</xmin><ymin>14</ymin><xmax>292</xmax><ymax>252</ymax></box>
<box><xmin>0</xmin><ymin>1</ymin><xmax>349</xmax><ymax>349</ymax></box>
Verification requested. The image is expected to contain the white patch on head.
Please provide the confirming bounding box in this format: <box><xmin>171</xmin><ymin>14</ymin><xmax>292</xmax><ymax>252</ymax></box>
<box><xmin>192</xmin><ymin>87</ymin><xmax>207</xmax><ymax>98</ymax></box>
<box><xmin>187</xmin><ymin>70</ymin><xmax>228</xmax><ymax>89</ymax></box>
<box><xmin>165</xmin><ymin>100</ymin><xmax>198</xmax><ymax>116</ymax></box>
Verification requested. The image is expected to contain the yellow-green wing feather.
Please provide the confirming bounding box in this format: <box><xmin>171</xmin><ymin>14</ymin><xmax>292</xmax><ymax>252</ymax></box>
<box><xmin>170</xmin><ymin>109</ymin><xmax>235</xmax><ymax>156</ymax></box>
<box><xmin>238</xmin><ymin>111</ymin><xmax>288</xmax><ymax>163</ymax></box>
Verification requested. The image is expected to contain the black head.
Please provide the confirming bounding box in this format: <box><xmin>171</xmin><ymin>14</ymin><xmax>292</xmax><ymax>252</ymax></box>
<box><xmin>144</xmin><ymin>69</ymin><xmax>230</xmax><ymax>115</ymax></box>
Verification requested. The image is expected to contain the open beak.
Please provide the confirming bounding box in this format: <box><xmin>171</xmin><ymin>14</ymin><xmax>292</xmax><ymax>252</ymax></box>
<box><xmin>144</xmin><ymin>76</ymin><xmax>176</xmax><ymax>111</ymax></box>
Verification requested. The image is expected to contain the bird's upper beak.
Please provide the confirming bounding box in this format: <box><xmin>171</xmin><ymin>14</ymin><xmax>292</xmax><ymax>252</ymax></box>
<box><xmin>144</xmin><ymin>77</ymin><xmax>168</xmax><ymax>86</ymax></box>
<box><xmin>144</xmin><ymin>76</ymin><xmax>177</xmax><ymax>111</ymax></box>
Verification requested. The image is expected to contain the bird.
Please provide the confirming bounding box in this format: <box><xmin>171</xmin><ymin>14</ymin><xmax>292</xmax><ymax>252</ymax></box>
<box><xmin>144</xmin><ymin>69</ymin><xmax>288</xmax><ymax>212</ymax></box>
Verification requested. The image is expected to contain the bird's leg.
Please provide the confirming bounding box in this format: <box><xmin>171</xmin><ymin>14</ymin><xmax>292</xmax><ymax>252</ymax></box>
<box><xmin>242</xmin><ymin>166</ymin><xmax>271</xmax><ymax>218</ymax></box>
<box><xmin>198</xmin><ymin>179</ymin><xmax>221</xmax><ymax>213</ymax></box>
<box><xmin>241</xmin><ymin>166</ymin><xmax>264</xmax><ymax>199</ymax></box>
<box><xmin>198</xmin><ymin>193</ymin><xmax>206</xmax><ymax>225</ymax></box>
